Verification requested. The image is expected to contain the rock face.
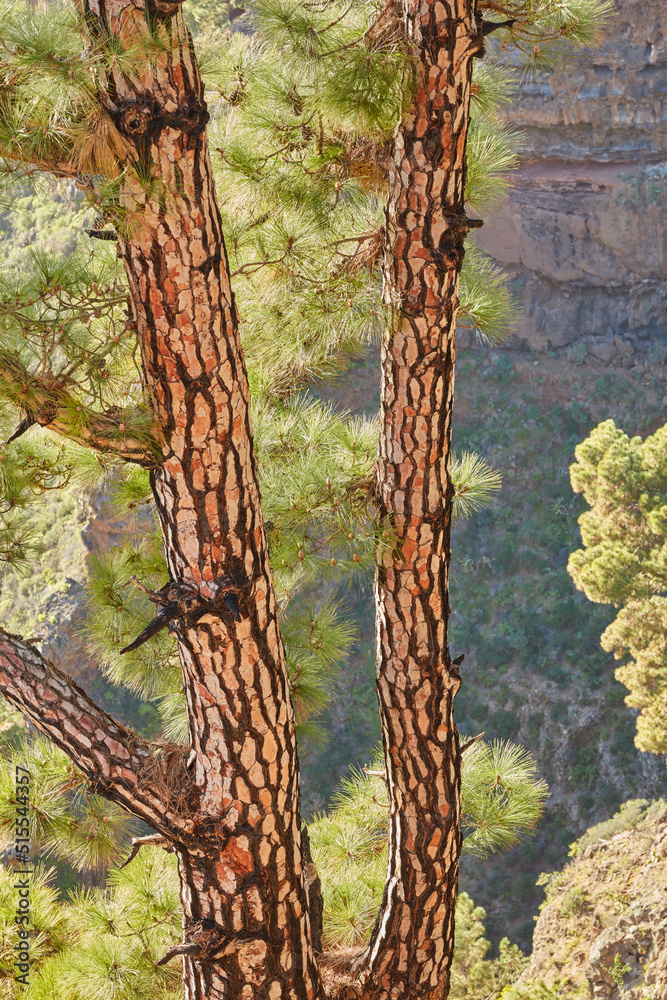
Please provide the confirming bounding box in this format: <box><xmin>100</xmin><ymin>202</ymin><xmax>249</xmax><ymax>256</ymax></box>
<box><xmin>476</xmin><ymin>0</ymin><xmax>667</xmax><ymax>352</ymax></box>
<box><xmin>519</xmin><ymin>800</ymin><xmax>667</xmax><ymax>998</ymax></box>
<box><xmin>1</xmin><ymin>491</ymin><xmax>149</xmax><ymax>691</ymax></box>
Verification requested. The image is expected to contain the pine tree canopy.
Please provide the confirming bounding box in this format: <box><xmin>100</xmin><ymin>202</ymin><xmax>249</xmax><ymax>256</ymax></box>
<box><xmin>0</xmin><ymin>0</ymin><xmax>524</xmax><ymax>739</ymax></box>
<box><xmin>569</xmin><ymin>420</ymin><xmax>667</xmax><ymax>754</ymax></box>
<box><xmin>0</xmin><ymin>0</ymin><xmax>611</xmax><ymax>704</ymax></box>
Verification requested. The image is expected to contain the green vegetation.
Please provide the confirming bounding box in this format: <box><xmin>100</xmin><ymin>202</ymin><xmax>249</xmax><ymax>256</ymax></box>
<box><xmin>0</xmin><ymin>731</ymin><xmax>545</xmax><ymax>998</ymax></box>
<box><xmin>569</xmin><ymin>798</ymin><xmax>666</xmax><ymax>858</ymax></box>
<box><xmin>568</xmin><ymin>420</ymin><xmax>667</xmax><ymax>753</ymax></box>
<box><xmin>559</xmin><ymin>887</ymin><xmax>588</xmax><ymax>919</ymax></box>
<box><xmin>604</xmin><ymin>954</ymin><xmax>631</xmax><ymax>991</ymax></box>
<box><xmin>306</xmin><ymin>345</ymin><xmax>667</xmax><ymax>951</ymax></box>
<box><xmin>499</xmin><ymin>981</ymin><xmax>562</xmax><ymax>1000</ymax></box>
<box><xmin>308</xmin><ymin>742</ymin><xmax>546</xmax><ymax>948</ymax></box>
<box><xmin>0</xmin><ymin>178</ymin><xmax>83</xmax><ymax>267</ymax></box>
<box><xmin>449</xmin><ymin>895</ymin><xmax>528</xmax><ymax>1000</ymax></box>
<box><xmin>0</xmin><ymin>0</ymin><xmax>653</xmax><ymax>982</ymax></box>
<box><xmin>0</xmin><ymin>852</ymin><xmax>183</xmax><ymax>1000</ymax></box>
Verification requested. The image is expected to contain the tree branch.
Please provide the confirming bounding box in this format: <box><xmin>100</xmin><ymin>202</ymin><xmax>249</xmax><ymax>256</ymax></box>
<box><xmin>119</xmin><ymin>833</ymin><xmax>172</xmax><ymax>869</ymax></box>
<box><xmin>0</xmin><ymin>149</ymin><xmax>80</xmax><ymax>182</ymax></box>
<box><xmin>460</xmin><ymin>732</ymin><xmax>485</xmax><ymax>754</ymax></box>
<box><xmin>0</xmin><ymin>627</ymin><xmax>191</xmax><ymax>835</ymax></box>
<box><xmin>0</xmin><ymin>353</ymin><xmax>159</xmax><ymax>466</ymax></box>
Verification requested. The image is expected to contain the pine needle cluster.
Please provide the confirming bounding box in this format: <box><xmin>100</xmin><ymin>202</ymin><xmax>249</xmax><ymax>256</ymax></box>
<box><xmin>481</xmin><ymin>0</ymin><xmax>616</xmax><ymax>75</ymax></box>
<box><xmin>0</xmin><ymin>851</ymin><xmax>182</xmax><ymax>1000</ymax></box>
<box><xmin>460</xmin><ymin>739</ymin><xmax>548</xmax><ymax>857</ymax></box>
<box><xmin>308</xmin><ymin>739</ymin><xmax>547</xmax><ymax>948</ymax></box>
<box><xmin>0</xmin><ymin>737</ymin><xmax>132</xmax><ymax>874</ymax></box>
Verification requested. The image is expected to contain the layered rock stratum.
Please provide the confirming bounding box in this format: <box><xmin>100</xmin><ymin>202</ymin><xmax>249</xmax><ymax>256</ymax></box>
<box><xmin>475</xmin><ymin>0</ymin><xmax>666</xmax><ymax>354</ymax></box>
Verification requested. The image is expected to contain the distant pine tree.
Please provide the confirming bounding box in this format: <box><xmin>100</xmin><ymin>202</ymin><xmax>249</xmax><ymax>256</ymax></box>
<box><xmin>569</xmin><ymin>420</ymin><xmax>667</xmax><ymax>755</ymax></box>
<box><xmin>0</xmin><ymin>0</ymin><xmax>612</xmax><ymax>996</ymax></box>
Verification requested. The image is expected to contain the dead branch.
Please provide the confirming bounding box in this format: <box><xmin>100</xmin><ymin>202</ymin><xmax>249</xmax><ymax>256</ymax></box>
<box><xmin>0</xmin><ymin>352</ymin><xmax>159</xmax><ymax>467</ymax></box>
<box><xmin>460</xmin><ymin>732</ymin><xmax>485</xmax><ymax>754</ymax></box>
<box><xmin>157</xmin><ymin>942</ymin><xmax>201</xmax><ymax>966</ymax></box>
<box><xmin>5</xmin><ymin>417</ymin><xmax>35</xmax><ymax>444</ymax></box>
<box><xmin>119</xmin><ymin>833</ymin><xmax>173</xmax><ymax>869</ymax></box>
<box><xmin>332</xmin><ymin>227</ymin><xmax>384</xmax><ymax>276</ymax></box>
<box><xmin>362</xmin><ymin>766</ymin><xmax>387</xmax><ymax>780</ymax></box>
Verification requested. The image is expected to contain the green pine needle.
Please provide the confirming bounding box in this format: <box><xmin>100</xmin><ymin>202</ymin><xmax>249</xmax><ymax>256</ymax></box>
<box><xmin>458</xmin><ymin>244</ymin><xmax>516</xmax><ymax>345</ymax></box>
<box><xmin>451</xmin><ymin>452</ymin><xmax>502</xmax><ymax>518</ymax></box>
<box><xmin>461</xmin><ymin>739</ymin><xmax>549</xmax><ymax>858</ymax></box>
<box><xmin>0</xmin><ymin>736</ymin><xmax>133</xmax><ymax>871</ymax></box>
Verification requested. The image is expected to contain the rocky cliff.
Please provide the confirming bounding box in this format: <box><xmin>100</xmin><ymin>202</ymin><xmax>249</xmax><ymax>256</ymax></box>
<box><xmin>474</xmin><ymin>0</ymin><xmax>667</xmax><ymax>354</ymax></box>
<box><xmin>511</xmin><ymin>800</ymin><xmax>667</xmax><ymax>999</ymax></box>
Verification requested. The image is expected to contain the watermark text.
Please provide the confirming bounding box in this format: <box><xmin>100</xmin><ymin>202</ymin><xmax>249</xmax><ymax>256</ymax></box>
<box><xmin>13</xmin><ymin>764</ymin><xmax>31</xmax><ymax>990</ymax></box>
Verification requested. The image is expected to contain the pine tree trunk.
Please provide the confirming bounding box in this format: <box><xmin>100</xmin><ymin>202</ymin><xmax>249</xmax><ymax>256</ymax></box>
<box><xmin>359</xmin><ymin>2</ymin><xmax>484</xmax><ymax>997</ymax></box>
<box><xmin>87</xmin><ymin>1</ymin><xmax>322</xmax><ymax>996</ymax></box>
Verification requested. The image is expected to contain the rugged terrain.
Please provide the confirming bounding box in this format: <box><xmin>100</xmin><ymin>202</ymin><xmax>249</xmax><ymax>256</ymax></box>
<box><xmin>0</xmin><ymin>0</ymin><xmax>664</xmax><ymax>963</ymax></box>
<box><xmin>510</xmin><ymin>800</ymin><xmax>667</xmax><ymax>999</ymax></box>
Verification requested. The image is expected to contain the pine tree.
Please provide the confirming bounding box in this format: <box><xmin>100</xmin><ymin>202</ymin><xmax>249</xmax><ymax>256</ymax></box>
<box><xmin>0</xmin><ymin>0</ymin><xmax>611</xmax><ymax>997</ymax></box>
<box><xmin>0</xmin><ymin>732</ymin><xmax>545</xmax><ymax>999</ymax></box>
<box><xmin>568</xmin><ymin>419</ymin><xmax>667</xmax><ymax>755</ymax></box>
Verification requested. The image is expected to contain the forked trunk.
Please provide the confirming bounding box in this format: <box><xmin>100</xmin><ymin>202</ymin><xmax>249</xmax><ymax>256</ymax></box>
<box><xmin>359</xmin><ymin>2</ymin><xmax>484</xmax><ymax>997</ymax></box>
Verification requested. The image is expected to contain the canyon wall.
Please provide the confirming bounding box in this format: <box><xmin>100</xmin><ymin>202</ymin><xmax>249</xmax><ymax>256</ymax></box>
<box><xmin>514</xmin><ymin>800</ymin><xmax>667</xmax><ymax>998</ymax></box>
<box><xmin>472</xmin><ymin>0</ymin><xmax>666</xmax><ymax>355</ymax></box>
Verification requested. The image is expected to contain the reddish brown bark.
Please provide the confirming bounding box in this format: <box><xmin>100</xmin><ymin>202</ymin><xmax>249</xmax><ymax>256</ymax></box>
<box><xmin>0</xmin><ymin>0</ymin><xmax>327</xmax><ymax>992</ymax></box>
<box><xmin>0</xmin><ymin>629</ymin><xmax>188</xmax><ymax>831</ymax></box>
<box><xmin>357</xmin><ymin>2</ymin><xmax>484</xmax><ymax>998</ymax></box>
<box><xmin>88</xmin><ymin>2</ymin><xmax>323</xmax><ymax>997</ymax></box>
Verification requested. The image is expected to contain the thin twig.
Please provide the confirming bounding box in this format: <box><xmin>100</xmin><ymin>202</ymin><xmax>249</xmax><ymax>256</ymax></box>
<box><xmin>231</xmin><ymin>256</ymin><xmax>288</xmax><ymax>278</ymax></box>
<box><xmin>461</xmin><ymin>732</ymin><xmax>485</xmax><ymax>754</ymax></box>
<box><xmin>125</xmin><ymin>575</ymin><xmax>169</xmax><ymax>605</ymax></box>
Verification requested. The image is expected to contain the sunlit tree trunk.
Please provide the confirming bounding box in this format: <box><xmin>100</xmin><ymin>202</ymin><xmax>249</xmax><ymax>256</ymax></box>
<box><xmin>360</xmin><ymin>2</ymin><xmax>484</xmax><ymax>997</ymax></box>
<box><xmin>119</xmin><ymin>136</ymin><xmax>319</xmax><ymax>1000</ymax></box>
<box><xmin>57</xmin><ymin>1</ymin><xmax>323</xmax><ymax>996</ymax></box>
